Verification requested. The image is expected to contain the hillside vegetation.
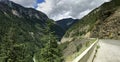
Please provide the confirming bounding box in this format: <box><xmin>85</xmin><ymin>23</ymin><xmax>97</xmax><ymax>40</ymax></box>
<box><xmin>56</xmin><ymin>18</ymin><xmax>78</xmax><ymax>32</ymax></box>
<box><xmin>63</xmin><ymin>0</ymin><xmax>120</xmax><ymax>41</ymax></box>
<box><xmin>0</xmin><ymin>1</ymin><xmax>63</xmax><ymax>62</ymax></box>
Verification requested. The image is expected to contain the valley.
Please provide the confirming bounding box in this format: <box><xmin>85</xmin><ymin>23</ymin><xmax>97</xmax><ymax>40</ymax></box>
<box><xmin>0</xmin><ymin>0</ymin><xmax>120</xmax><ymax>62</ymax></box>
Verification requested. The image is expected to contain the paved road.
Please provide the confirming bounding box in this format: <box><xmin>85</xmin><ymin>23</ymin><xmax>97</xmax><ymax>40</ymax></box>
<box><xmin>93</xmin><ymin>39</ymin><xmax>120</xmax><ymax>62</ymax></box>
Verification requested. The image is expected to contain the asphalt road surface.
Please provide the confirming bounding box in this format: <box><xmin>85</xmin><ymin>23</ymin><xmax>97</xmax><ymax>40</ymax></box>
<box><xmin>93</xmin><ymin>39</ymin><xmax>120</xmax><ymax>62</ymax></box>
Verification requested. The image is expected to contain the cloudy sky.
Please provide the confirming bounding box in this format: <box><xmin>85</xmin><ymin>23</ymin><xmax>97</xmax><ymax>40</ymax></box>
<box><xmin>10</xmin><ymin>0</ymin><xmax>110</xmax><ymax>21</ymax></box>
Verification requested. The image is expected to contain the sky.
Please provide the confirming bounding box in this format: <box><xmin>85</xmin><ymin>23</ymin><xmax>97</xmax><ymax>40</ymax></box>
<box><xmin>10</xmin><ymin>0</ymin><xmax>110</xmax><ymax>21</ymax></box>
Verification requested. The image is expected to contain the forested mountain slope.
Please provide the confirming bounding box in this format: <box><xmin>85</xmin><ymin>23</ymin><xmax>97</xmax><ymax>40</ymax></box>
<box><xmin>56</xmin><ymin>18</ymin><xmax>78</xmax><ymax>32</ymax></box>
<box><xmin>62</xmin><ymin>0</ymin><xmax>120</xmax><ymax>43</ymax></box>
<box><xmin>0</xmin><ymin>0</ymin><xmax>63</xmax><ymax>62</ymax></box>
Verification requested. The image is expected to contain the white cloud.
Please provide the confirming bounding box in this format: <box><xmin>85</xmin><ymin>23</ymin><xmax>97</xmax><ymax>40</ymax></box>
<box><xmin>36</xmin><ymin>0</ymin><xmax>54</xmax><ymax>15</ymax></box>
<box><xmin>10</xmin><ymin>0</ymin><xmax>111</xmax><ymax>21</ymax></box>
<box><xmin>10</xmin><ymin>0</ymin><xmax>37</xmax><ymax>8</ymax></box>
<box><xmin>77</xmin><ymin>9</ymin><xmax>92</xmax><ymax>19</ymax></box>
<box><xmin>37</xmin><ymin>0</ymin><xmax>110</xmax><ymax>21</ymax></box>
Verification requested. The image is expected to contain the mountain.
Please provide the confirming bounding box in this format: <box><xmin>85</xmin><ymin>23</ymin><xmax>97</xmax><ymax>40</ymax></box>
<box><xmin>0</xmin><ymin>0</ymin><xmax>9</xmax><ymax>4</ymax></box>
<box><xmin>0</xmin><ymin>0</ymin><xmax>63</xmax><ymax>62</ymax></box>
<box><xmin>56</xmin><ymin>18</ymin><xmax>78</xmax><ymax>31</ymax></box>
<box><xmin>62</xmin><ymin>0</ymin><xmax>120</xmax><ymax>43</ymax></box>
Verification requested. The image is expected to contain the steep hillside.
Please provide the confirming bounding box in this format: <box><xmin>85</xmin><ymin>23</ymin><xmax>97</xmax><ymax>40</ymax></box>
<box><xmin>63</xmin><ymin>0</ymin><xmax>120</xmax><ymax>42</ymax></box>
<box><xmin>0</xmin><ymin>0</ymin><xmax>63</xmax><ymax>62</ymax></box>
<box><xmin>56</xmin><ymin>18</ymin><xmax>78</xmax><ymax>31</ymax></box>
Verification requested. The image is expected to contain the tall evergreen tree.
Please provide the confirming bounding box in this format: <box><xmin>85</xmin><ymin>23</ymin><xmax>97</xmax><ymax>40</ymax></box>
<box><xmin>35</xmin><ymin>19</ymin><xmax>62</xmax><ymax>62</ymax></box>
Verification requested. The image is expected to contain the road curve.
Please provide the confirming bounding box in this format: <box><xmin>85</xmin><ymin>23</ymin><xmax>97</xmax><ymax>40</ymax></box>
<box><xmin>93</xmin><ymin>39</ymin><xmax>120</xmax><ymax>62</ymax></box>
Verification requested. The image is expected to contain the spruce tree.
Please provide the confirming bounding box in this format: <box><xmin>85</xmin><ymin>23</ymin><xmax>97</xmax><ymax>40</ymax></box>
<box><xmin>35</xmin><ymin>19</ymin><xmax>62</xmax><ymax>62</ymax></box>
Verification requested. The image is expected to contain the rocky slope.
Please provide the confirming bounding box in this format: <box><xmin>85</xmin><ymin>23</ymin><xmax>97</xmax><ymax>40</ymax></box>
<box><xmin>91</xmin><ymin>7</ymin><xmax>120</xmax><ymax>39</ymax></box>
<box><xmin>62</xmin><ymin>0</ymin><xmax>120</xmax><ymax>42</ymax></box>
<box><xmin>0</xmin><ymin>0</ymin><xmax>64</xmax><ymax>39</ymax></box>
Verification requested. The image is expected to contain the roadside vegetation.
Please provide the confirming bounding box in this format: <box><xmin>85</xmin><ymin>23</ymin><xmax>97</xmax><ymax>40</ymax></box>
<box><xmin>59</xmin><ymin>38</ymin><xmax>97</xmax><ymax>61</ymax></box>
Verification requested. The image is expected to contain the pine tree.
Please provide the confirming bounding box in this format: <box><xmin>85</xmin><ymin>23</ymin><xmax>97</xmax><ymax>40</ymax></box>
<box><xmin>35</xmin><ymin>19</ymin><xmax>62</xmax><ymax>62</ymax></box>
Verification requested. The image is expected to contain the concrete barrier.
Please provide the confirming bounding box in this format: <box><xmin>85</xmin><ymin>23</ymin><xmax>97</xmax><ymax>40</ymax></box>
<box><xmin>72</xmin><ymin>39</ymin><xmax>98</xmax><ymax>62</ymax></box>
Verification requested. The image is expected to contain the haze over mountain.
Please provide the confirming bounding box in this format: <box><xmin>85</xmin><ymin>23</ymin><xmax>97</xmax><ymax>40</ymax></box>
<box><xmin>56</xmin><ymin>18</ymin><xmax>78</xmax><ymax>32</ymax></box>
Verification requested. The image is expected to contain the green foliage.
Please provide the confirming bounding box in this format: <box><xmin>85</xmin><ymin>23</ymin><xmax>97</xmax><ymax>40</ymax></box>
<box><xmin>46</xmin><ymin>19</ymin><xmax>65</xmax><ymax>39</ymax></box>
<box><xmin>0</xmin><ymin>13</ymin><xmax>36</xmax><ymax>62</ymax></box>
<box><xmin>35</xmin><ymin>34</ymin><xmax>62</xmax><ymax>62</ymax></box>
<box><xmin>34</xmin><ymin>21</ymin><xmax>63</xmax><ymax>62</ymax></box>
<box><xmin>76</xmin><ymin>44</ymin><xmax>82</xmax><ymax>52</ymax></box>
<box><xmin>0</xmin><ymin>8</ymin><xmax>62</xmax><ymax>62</ymax></box>
<box><xmin>58</xmin><ymin>42</ymin><xmax>69</xmax><ymax>51</ymax></box>
<box><xmin>64</xmin><ymin>0</ymin><xmax>120</xmax><ymax>38</ymax></box>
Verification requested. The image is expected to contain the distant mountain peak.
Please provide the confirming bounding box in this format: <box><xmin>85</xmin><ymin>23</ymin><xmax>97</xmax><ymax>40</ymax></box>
<box><xmin>56</xmin><ymin>18</ymin><xmax>78</xmax><ymax>31</ymax></box>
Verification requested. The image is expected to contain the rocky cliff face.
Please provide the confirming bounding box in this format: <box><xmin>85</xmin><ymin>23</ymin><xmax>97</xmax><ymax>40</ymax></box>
<box><xmin>63</xmin><ymin>0</ymin><xmax>120</xmax><ymax>41</ymax></box>
<box><xmin>90</xmin><ymin>0</ymin><xmax>120</xmax><ymax>39</ymax></box>
<box><xmin>91</xmin><ymin>7</ymin><xmax>120</xmax><ymax>39</ymax></box>
<box><xmin>0</xmin><ymin>0</ymin><xmax>48</xmax><ymax>21</ymax></box>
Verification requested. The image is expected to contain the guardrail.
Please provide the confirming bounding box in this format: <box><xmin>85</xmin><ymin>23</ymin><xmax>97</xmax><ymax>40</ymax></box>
<box><xmin>72</xmin><ymin>38</ymin><xmax>98</xmax><ymax>62</ymax></box>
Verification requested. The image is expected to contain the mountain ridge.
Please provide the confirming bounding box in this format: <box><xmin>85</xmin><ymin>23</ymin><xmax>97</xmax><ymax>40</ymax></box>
<box><xmin>0</xmin><ymin>1</ymin><xmax>63</xmax><ymax>62</ymax></box>
<box><xmin>62</xmin><ymin>0</ymin><xmax>120</xmax><ymax>43</ymax></box>
<box><xmin>56</xmin><ymin>18</ymin><xmax>78</xmax><ymax>32</ymax></box>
